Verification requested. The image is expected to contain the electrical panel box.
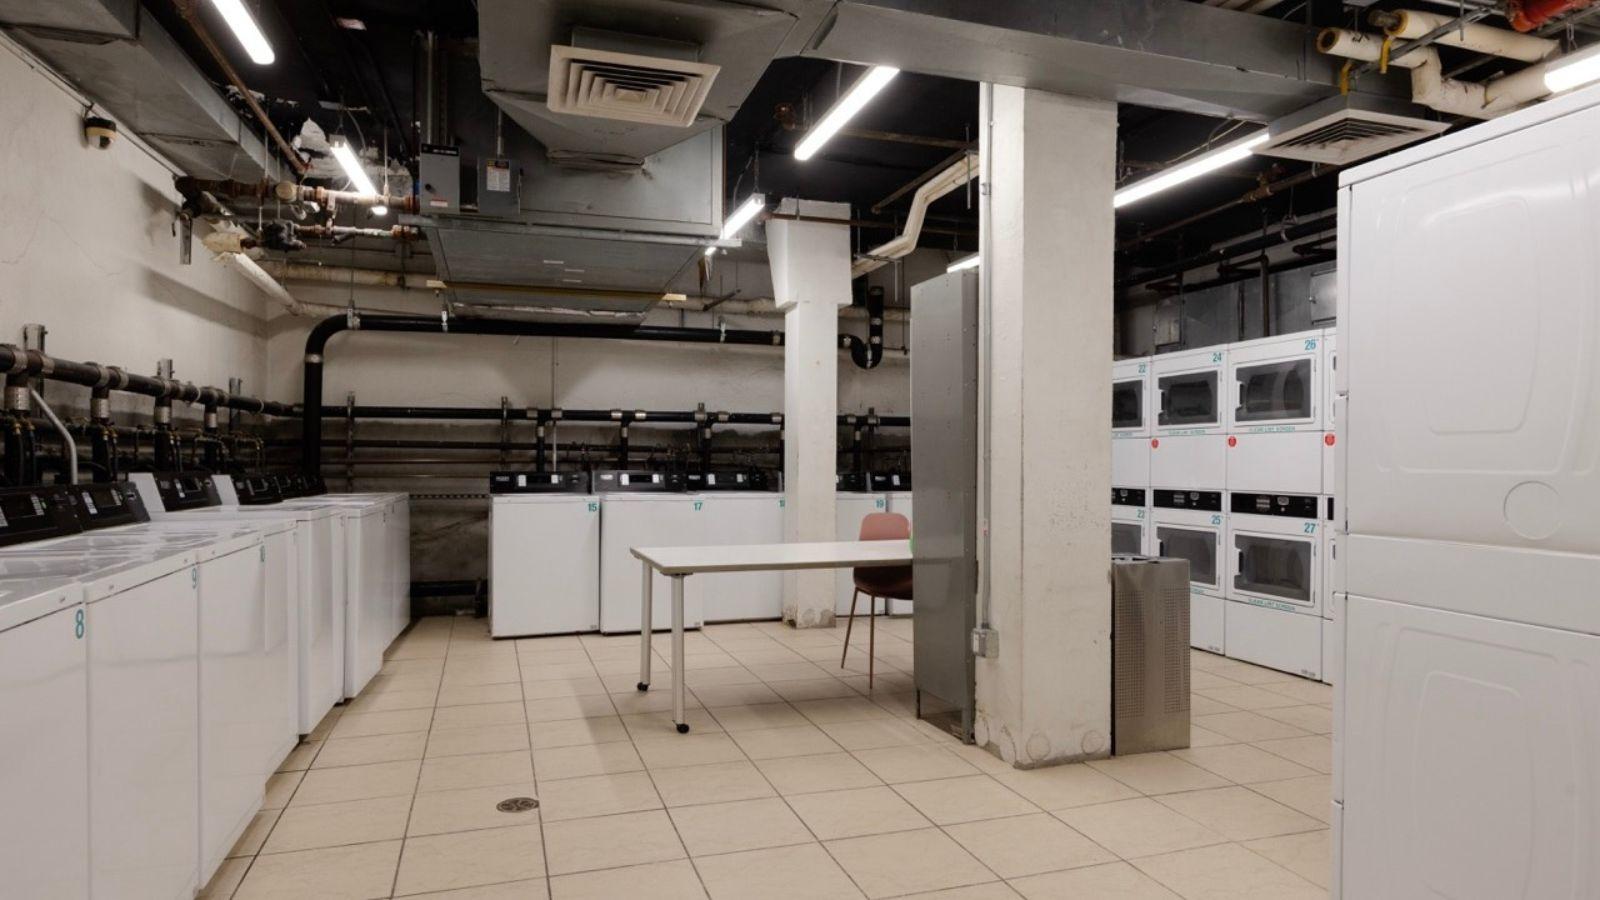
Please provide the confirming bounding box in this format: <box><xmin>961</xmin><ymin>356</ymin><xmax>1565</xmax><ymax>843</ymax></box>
<box><xmin>477</xmin><ymin>157</ymin><xmax>519</xmax><ymax>218</ymax></box>
<box><xmin>418</xmin><ymin>144</ymin><xmax>460</xmax><ymax>213</ymax></box>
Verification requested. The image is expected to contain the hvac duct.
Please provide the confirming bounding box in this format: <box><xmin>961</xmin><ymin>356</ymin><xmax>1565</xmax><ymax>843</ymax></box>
<box><xmin>852</xmin><ymin>156</ymin><xmax>979</xmax><ymax>279</ymax></box>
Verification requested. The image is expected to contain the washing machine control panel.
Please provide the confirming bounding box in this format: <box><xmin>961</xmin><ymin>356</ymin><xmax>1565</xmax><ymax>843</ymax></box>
<box><xmin>150</xmin><ymin>472</ymin><xmax>221</xmax><ymax>511</ymax></box>
<box><xmin>63</xmin><ymin>482</ymin><xmax>149</xmax><ymax>529</ymax></box>
<box><xmin>592</xmin><ymin>470</ymin><xmax>685</xmax><ymax>493</ymax></box>
<box><xmin>0</xmin><ymin>486</ymin><xmax>83</xmax><ymax>547</ymax></box>
<box><xmin>688</xmin><ymin>470</ymin><xmax>774</xmax><ymax>492</ymax></box>
<box><xmin>489</xmin><ymin>471</ymin><xmax>591</xmax><ymax>494</ymax></box>
<box><xmin>233</xmin><ymin>475</ymin><xmax>284</xmax><ymax>505</ymax></box>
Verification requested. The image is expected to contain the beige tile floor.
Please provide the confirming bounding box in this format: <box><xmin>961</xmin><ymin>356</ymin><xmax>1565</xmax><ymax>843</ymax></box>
<box><xmin>203</xmin><ymin>615</ymin><xmax>1334</xmax><ymax>900</ymax></box>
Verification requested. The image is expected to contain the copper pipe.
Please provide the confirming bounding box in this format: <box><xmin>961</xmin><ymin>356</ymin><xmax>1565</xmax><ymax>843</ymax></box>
<box><xmin>171</xmin><ymin>0</ymin><xmax>309</xmax><ymax>175</ymax></box>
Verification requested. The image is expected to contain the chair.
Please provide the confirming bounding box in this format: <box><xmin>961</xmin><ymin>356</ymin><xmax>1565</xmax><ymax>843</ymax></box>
<box><xmin>842</xmin><ymin>512</ymin><xmax>912</xmax><ymax>689</ymax></box>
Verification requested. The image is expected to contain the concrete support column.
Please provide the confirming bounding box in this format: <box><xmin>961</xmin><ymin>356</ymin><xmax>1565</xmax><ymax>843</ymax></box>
<box><xmin>768</xmin><ymin>199</ymin><xmax>852</xmax><ymax>627</ymax></box>
<box><xmin>974</xmin><ymin>86</ymin><xmax>1116</xmax><ymax>766</ymax></box>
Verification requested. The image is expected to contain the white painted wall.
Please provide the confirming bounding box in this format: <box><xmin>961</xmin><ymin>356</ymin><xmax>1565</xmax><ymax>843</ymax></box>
<box><xmin>0</xmin><ymin>41</ymin><xmax>271</xmax><ymax>423</ymax></box>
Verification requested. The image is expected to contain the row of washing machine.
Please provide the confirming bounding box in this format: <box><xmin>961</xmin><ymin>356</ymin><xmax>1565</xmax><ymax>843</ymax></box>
<box><xmin>489</xmin><ymin>470</ymin><xmax>912</xmax><ymax>637</ymax></box>
<box><xmin>0</xmin><ymin>474</ymin><xmax>409</xmax><ymax>899</ymax></box>
<box><xmin>1113</xmin><ymin>328</ymin><xmax>1337</xmax><ymax>495</ymax></box>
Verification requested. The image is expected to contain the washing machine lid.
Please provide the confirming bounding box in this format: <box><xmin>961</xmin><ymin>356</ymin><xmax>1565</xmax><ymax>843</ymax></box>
<box><xmin>0</xmin><ymin>549</ymin><xmax>195</xmax><ymax>599</ymax></box>
<box><xmin>0</xmin><ymin>574</ymin><xmax>84</xmax><ymax>631</ymax></box>
<box><xmin>180</xmin><ymin>503</ymin><xmax>340</xmax><ymax>523</ymax></box>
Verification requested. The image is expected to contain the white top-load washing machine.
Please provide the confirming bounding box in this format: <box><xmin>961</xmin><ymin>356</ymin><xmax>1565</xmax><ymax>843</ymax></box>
<box><xmin>835</xmin><ymin>474</ymin><xmax>888</xmax><ymax>615</ymax></box>
<box><xmin>1150</xmin><ymin>489</ymin><xmax>1226</xmax><ymax>655</ymax></box>
<box><xmin>597</xmin><ymin>470</ymin><xmax>706</xmax><ymax>633</ymax></box>
<box><xmin>26</xmin><ymin>485</ymin><xmax>271</xmax><ymax>890</ymax></box>
<box><xmin>134</xmin><ymin>473</ymin><xmax>346</xmax><ymax>735</ymax></box>
<box><xmin>1111</xmin><ymin>487</ymin><xmax>1151</xmax><ymax>556</ymax></box>
<box><xmin>0</xmin><ymin>570</ymin><xmax>89</xmax><ymax>900</ymax></box>
<box><xmin>489</xmin><ymin>471</ymin><xmax>600</xmax><ymax>636</ymax></box>
<box><xmin>293</xmin><ymin>487</ymin><xmax>411</xmax><ymax>649</ymax></box>
<box><xmin>0</xmin><ymin>489</ymin><xmax>204</xmax><ymax>900</ymax></box>
<box><xmin>688</xmin><ymin>471</ymin><xmax>784</xmax><ymax>622</ymax></box>
<box><xmin>1223</xmin><ymin>491</ymin><xmax>1322</xmax><ymax>681</ymax></box>
<box><xmin>1112</xmin><ymin>357</ymin><xmax>1153</xmax><ymax>488</ymax></box>
<box><xmin>1335</xmin><ymin>88</ymin><xmax>1600</xmax><ymax>899</ymax></box>
<box><xmin>1224</xmin><ymin>332</ymin><xmax>1326</xmax><ymax>494</ymax></box>
<box><xmin>1151</xmin><ymin>347</ymin><xmax>1228</xmax><ymax>490</ymax></box>
<box><xmin>279</xmin><ymin>491</ymin><xmax>394</xmax><ymax>698</ymax></box>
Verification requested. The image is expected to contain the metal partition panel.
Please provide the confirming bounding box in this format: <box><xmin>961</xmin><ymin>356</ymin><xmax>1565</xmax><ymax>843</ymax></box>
<box><xmin>911</xmin><ymin>271</ymin><xmax>979</xmax><ymax>738</ymax></box>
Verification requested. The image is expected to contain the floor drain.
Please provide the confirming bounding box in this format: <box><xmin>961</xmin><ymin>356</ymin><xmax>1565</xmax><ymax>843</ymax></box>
<box><xmin>497</xmin><ymin>797</ymin><xmax>540</xmax><ymax>813</ymax></box>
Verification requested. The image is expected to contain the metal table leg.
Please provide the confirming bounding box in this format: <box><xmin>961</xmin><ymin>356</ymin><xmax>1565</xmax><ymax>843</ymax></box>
<box><xmin>672</xmin><ymin>574</ymin><xmax>688</xmax><ymax>733</ymax></box>
<box><xmin>636</xmin><ymin>562</ymin><xmax>653</xmax><ymax>692</ymax></box>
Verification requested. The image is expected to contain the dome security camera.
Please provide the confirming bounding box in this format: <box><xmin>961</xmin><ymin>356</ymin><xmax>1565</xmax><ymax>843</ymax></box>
<box><xmin>84</xmin><ymin>115</ymin><xmax>117</xmax><ymax>150</ymax></box>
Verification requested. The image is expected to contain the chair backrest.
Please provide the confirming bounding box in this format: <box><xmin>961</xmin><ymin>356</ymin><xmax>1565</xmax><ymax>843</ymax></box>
<box><xmin>858</xmin><ymin>512</ymin><xmax>910</xmax><ymax>542</ymax></box>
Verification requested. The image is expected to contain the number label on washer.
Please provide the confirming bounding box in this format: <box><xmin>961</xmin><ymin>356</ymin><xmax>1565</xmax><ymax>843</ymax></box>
<box><xmin>74</xmin><ymin>609</ymin><xmax>84</xmax><ymax>639</ymax></box>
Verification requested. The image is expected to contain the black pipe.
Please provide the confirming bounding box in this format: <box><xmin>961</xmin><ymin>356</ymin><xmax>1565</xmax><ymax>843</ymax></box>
<box><xmin>1116</xmin><ymin>213</ymin><xmax>1337</xmax><ymax>289</ymax></box>
<box><xmin>301</xmin><ymin>312</ymin><xmax>890</xmax><ymax>478</ymax></box>
<box><xmin>315</xmin><ymin>404</ymin><xmax>907</xmax><ymax>428</ymax></box>
<box><xmin>848</xmin><ymin>285</ymin><xmax>886</xmax><ymax>370</ymax></box>
<box><xmin>0</xmin><ymin>346</ymin><xmax>293</xmax><ymax>417</ymax></box>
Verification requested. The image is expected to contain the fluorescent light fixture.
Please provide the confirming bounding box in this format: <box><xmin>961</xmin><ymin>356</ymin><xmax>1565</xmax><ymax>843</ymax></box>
<box><xmin>1544</xmin><ymin>45</ymin><xmax>1600</xmax><ymax>94</ymax></box>
<box><xmin>1113</xmin><ymin>132</ymin><xmax>1270</xmax><ymax>210</ymax></box>
<box><xmin>370</xmin><ymin>205</ymin><xmax>389</xmax><ymax>217</ymax></box>
<box><xmin>719</xmin><ymin>193</ymin><xmax>766</xmax><ymax>240</ymax></box>
<box><xmin>794</xmin><ymin>66</ymin><xmax>900</xmax><ymax>162</ymax></box>
<box><xmin>330</xmin><ymin>139</ymin><xmax>378</xmax><ymax>197</ymax></box>
<box><xmin>946</xmin><ymin>254</ymin><xmax>980</xmax><ymax>273</ymax></box>
<box><xmin>209</xmin><ymin>0</ymin><xmax>275</xmax><ymax>65</ymax></box>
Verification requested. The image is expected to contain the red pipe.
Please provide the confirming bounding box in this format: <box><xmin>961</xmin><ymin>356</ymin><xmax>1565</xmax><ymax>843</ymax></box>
<box><xmin>1508</xmin><ymin>0</ymin><xmax>1594</xmax><ymax>31</ymax></box>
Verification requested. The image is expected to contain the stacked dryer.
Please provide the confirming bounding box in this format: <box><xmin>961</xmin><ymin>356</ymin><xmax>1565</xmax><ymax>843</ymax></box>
<box><xmin>1114</xmin><ymin>328</ymin><xmax>1335</xmax><ymax>681</ymax></box>
<box><xmin>1332</xmin><ymin>88</ymin><xmax>1600</xmax><ymax>897</ymax></box>
<box><xmin>1222</xmin><ymin>332</ymin><xmax>1329</xmax><ymax>681</ymax></box>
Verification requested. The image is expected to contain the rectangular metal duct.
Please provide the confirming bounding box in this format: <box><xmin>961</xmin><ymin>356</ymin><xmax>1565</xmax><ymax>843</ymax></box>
<box><xmin>0</xmin><ymin>0</ymin><xmax>271</xmax><ymax>180</ymax></box>
<box><xmin>478</xmin><ymin>0</ymin><xmax>796</xmax><ymax>166</ymax></box>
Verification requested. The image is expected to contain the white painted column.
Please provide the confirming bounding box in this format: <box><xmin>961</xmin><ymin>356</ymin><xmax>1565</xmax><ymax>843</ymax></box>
<box><xmin>974</xmin><ymin>86</ymin><xmax>1116</xmax><ymax>767</ymax></box>
<box><xmin>768</xmin><ymin>199</ymin><xmax>852</xmax><ymax>628</ymax></box>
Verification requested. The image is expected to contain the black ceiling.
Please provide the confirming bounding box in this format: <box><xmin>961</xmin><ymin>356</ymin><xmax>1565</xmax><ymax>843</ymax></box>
<box><xmin>143</xmin><ymin>0</ymin><xmax>1596</xmax><ymax>288</ymax></box>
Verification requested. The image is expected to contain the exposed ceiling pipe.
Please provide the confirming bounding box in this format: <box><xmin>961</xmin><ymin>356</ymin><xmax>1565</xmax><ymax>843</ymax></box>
<box><xmin>1319</xmin><ymin>28</ymin><xmax>1555</xmax><ymax>118</ymax></box>
<box><xmin>851</xmin><ymin>155</ymin><xmax>979</xmax><ymax>279</ymax></box>
<box><xmin>1373</xmin><ymin>9</ymin><xmax>1559</xmax><ymax>61</ymax></box>
<box><xmin>0</xmin><ymin>346</ymin><xmax>293</xmax><ymax>417</ymax></box>
<box><xmin>170</xmin><ymin>0</ymin><xmax>308</xmax><ymax>175</ymax></box>
<box><xmin>1509</xmin><ymin>0</ymin><xmax>1597</xmax><ymax>31</ymax></box>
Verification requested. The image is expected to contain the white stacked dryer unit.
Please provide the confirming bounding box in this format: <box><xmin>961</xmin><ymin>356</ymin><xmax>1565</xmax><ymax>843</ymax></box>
<box><xmin>0</xmin><ymin>572</ymin><xmax>88</xmax><ymax>899</ymax></box>
<box><xmin>488</xmin><ymin>471</ymin><xmax>599</xmax><ymax>636</ymax></box>
<box><xmin>596</xmin><ymin>470</ymin><xmax>706</xmax><ymax>633</ymax></box>
<box><xmin>1150</xmin><ymin>489</ymin><xmax>1226</xmax><ymax>654</ymax></box>
<box><xmin>1224</xmin><ymin>333</ymin><xmax>1325</xmax><ymax>494</ymax></box>
<box><xmin>690</xmin><ymin>471</ymin><xmax>785</xmax><ymax>622</ymax></box>
<box><xmin>1151</xmin><ymin>347</ymin><xmax>1228</xmax><ymax>490</ymax></box>
<box><xmin>1322</xmin><ymin>329</ymin><xmax>1339</xmax><ymax>496</ymax></box>
<box><xmin>1223</xmin><ymin>491</ymin><xmax>1322</xmax><ymax>681</ymax></box>
<box><xmin>1111</xmin><ymin>487</ymin><xmax>1151</xmax><ymax>556</ymax></box>
<box><xmin>835</xmin><ymin>474</ymin><xmax>887</xmax><ymax>615</ymax></box>
<box><xmin>1335</xmin><ymin>86</ymin><xmax>1600</xmax><ymax>898</ymax></box>
<box><xmin>1112</xmin><ymin>357</ymin><xmax>1152</xmax><ymax>488</ymax></box>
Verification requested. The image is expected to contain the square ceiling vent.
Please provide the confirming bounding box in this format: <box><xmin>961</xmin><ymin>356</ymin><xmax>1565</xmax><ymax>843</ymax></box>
<box><xmin>1257</xmin><ymin>95</ymin><xmax>1450</xmax><ymax>166</ymax></box>
<box><xmin>547</xmin><ymin>45</ymin><xmax>720</xmax><ymax>127</ymax></box>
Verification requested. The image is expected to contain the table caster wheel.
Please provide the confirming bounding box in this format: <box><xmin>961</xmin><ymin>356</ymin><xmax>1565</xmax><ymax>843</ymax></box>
<box><xmin>636</xmin><ymin>682</ymin><xmax>649</xmax><ymax>692</ymax></box>
<box><xmin>676</xmin><ymin>722</ymin><xmax>690</xmax><ymax>734</ymax></box>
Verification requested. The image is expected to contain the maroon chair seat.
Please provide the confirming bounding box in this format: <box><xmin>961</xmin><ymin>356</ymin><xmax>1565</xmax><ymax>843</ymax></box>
<box><xmin>843</xmin><ymin>512</ymin><xmax>911</xmax><ymax>688</ymax></box>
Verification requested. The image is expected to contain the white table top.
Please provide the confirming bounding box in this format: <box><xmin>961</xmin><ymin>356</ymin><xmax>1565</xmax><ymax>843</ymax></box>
<box><xmin>631</xmin><ymin>540</ymin><xmax>912</xmax><ymax>575</ymax></box>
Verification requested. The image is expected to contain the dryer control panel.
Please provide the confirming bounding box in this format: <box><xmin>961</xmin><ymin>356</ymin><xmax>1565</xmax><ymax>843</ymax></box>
<box><xmin>1230</xmin><ymin>492</ymin><xmax>1319</xmax><ymax>518</ymax></box>
<box><xmin>1113</xmin><ymin>487</ymin><xmax>1148</xmax><ymax>508</ymax></box>
<box><xmin>1154</xmin><ymin>489</ymin><xmax>1223</xmax><ymax>512</ymax></box>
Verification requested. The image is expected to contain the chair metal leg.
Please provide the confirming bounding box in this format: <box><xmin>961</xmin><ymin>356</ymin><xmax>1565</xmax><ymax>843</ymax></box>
<box><xmin>868</xmin><ymin>595</ymin><xmax>877</xmax><ymax>690</ymax></box>
<box><xmin>841</xmin><ymin>589</ymin><xmax>859</xmax><ymax>669</ymax></box>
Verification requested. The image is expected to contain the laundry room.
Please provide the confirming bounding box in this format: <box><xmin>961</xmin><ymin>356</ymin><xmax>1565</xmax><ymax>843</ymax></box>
<box><xmin>1</xmin><ymin>1</ymin><xmax>1596</xmax><ymax>898</ymax></box>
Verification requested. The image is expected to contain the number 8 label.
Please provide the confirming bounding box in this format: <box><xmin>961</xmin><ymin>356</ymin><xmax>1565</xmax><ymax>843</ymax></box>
<box><xmin>74</xmin><ymin>608</ymin><xmax>85</xmax><ymax>639</ymax></box>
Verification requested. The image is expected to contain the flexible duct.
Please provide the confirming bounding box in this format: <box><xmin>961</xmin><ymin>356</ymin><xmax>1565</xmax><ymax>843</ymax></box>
<box><xmin>852</xmin><ymin>155</ymin><xmax>979</xmax><ymax>279</ymax></box>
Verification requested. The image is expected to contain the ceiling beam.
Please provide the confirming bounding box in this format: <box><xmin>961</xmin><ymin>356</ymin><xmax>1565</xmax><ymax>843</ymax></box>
<box><xmin>796</xmin><ymin>0</ymin><xmax>1403</xmax><ymax>121</ymax></box>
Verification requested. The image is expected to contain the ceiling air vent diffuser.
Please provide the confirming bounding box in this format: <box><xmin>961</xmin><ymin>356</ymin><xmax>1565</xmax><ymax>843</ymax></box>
<box><xmin>547</xmin><ymin>45</ymin><xmax>720</xmax><ymax>128</ymax></box>
<box><xmin>1257</xmin><ymin>95</ymin><xmax>1449</xmax><ymax>166</ymax></box>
